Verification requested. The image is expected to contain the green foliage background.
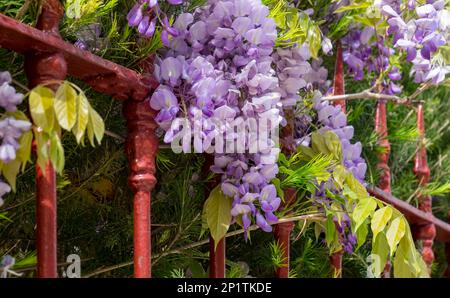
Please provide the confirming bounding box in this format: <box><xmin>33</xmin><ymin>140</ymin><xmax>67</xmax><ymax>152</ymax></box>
<box><xmin>0</xmin><ymin>0</ymin><xmax>448</xmax><ymax>277</ymax></box>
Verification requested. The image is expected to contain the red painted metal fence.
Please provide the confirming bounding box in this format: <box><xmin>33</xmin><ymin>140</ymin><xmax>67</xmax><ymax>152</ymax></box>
<box><xmin>0</xmin><ymin>1</ymin><xmax>450</xmax><ymax>278</ymax></box>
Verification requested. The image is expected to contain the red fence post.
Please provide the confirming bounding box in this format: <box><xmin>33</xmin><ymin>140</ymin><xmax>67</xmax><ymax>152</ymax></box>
<box><xmin>412</xmin><ymin>103</ymin><xmax>436</xmax><ymax>271</ymax></box>
<box><xmin>209</xmin><ymin>238</ymin><xmax>226</xmax><ymax>278</ymax></box>
<box><xmin>274</xmin><ymin>107</ymin><xmax>297</xmax><ymax>278</ymax></box>
<box><xmin>374</xmin><ymin>98</ymin><xmax>393</xmax><ymax>277</ymax></box>
<box><xmin>274</xmin><ymin>215</ymin><xmax>294</xmax><ymax>278</ymax></box>
<box><xmin>329</xmin><ymin>41</ymin><xmax>345</xmax><ymax>277</ymax></box>
<box><xmin>124</xmin><ymin>100</ymin><xmax>158</xmax><ymax>278</ymax></box>
<box><xmin>375</xmin><ymin>100</ymin><xmax>391</xmax><ymax>193</ymax></box>
<box><xmin>202</xmin><ymin>155</ymin><xmax>226</xmax><ymax>278</ymax></box>
<box><xmin>24</xmin><ymin>0</ymin><xmax>67</xmax><ymax>278</ymax></box>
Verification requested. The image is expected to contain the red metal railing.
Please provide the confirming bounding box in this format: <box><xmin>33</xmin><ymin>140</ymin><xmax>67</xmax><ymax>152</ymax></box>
<box><xmin>0</xmin><ymin>1</ymin><xmax>449</xmax><ymax>278</ymax></box>
<box><xmin>329</xmin><ymin>41</ymin><xmax>345</xmax><ymax>277</ymax></box>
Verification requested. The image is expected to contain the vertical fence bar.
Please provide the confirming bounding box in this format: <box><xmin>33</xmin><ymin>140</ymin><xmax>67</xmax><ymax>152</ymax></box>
<box><xmin>203</xmin><ymin>155</ymin><xmax>226</xmax><ymax>278</ymax></box>
<box><xmin>24</xmin><ymin>0</ymin><xmax>67</xmax><ymax>278</ymax></box>
<box><xmin>274</xmin><ymin>188</ymin><xmax>295</xmax><ymax>278</ymax></box>
<box><xmin>329</xmin><ymin>40</ymin><xmax>345</xmax><ymax>277</ymax></box>
<box><xmin>209</xmin><ymin>238</ymin><xmax>226</xmax><ymax>278</ymax></box>
<box><xmin>374</xmin><ymin>99</ymin><xmax>393</xmax><ymax>277</ymax></box>
<box><xmin>332</xmin><ymin>41</ymin><xmax>346</xmax><ymax>111</ymax></box>
<box><xmin>124</xmin><ymin>100</ymin><xmax>158</xmax><ymax>278</ymax></box>
<box><xmin>375</xmin><ymin>100</ymin><xmax>391</xmax><ymax>193</ymax></box>
<box><xmin>412</xmin><ymin>103</ymin><xmax>436</xmax><ymax>271</ymax></box>
<box><xmin>274</xmin><ymin>110</ymin><xmax>296</xmax><ymax>278</ymax></box>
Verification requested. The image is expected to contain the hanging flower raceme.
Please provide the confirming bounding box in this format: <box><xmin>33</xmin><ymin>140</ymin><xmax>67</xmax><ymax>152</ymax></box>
<box><xmin>341</xmin><ymin>27</ymin><xmax>402</xmax><ymax>95</ymax></box>
<box><xmin>128</xmin><ymin>0</ymin><xmax>184</xmax><ymax>44</ymax></box>
<box><xmin>380</xmin><ymin>0</ymin><xmax>449</xmax><ymax>84</ymax></box>
<box><xmin>150</xmin><ymin>0</ymin><xmax>283</xmax><ymax>235</ymax></box>
<box><xmin>0</xmin><ymin>71</ymin><xmax>32</xmax><ymax>206</ymax></box>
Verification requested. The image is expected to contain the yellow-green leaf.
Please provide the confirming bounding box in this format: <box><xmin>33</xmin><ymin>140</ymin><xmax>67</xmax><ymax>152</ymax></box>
<box><xmin>16</xmin><ymin>130</ymin><xmax>33</xmax><ymax>171</ymax></box>
<box><xmin>2</xmin><ymin>159</ymin><xmax>21</xmax><ymax>192</ymax></box>
<box><xmin>54</xmin><ymin>82</ymin><xmax>77</xmax><ymax>130</ymax></box>
<box><xmin>87</xmin><ymin>105</ymin><xmax>104</xmax><ymax>146</ymax></box>
<box><xmin>393</xmin><ymin>236</ymin><xmax>416</xmax><ymax>278</ymax></box>
<box><xmin>29</xmin><ymin>86</ymin><xmax>54</xmax><ymax>132</ymax></box>
<box><xmin>371</xmin><ymin>206</ymin><xmax>393</xmax><ymax>239</ymax></box>
<box><xmin>334</xmin><ymin>2</ymin><xmax>370</xmax><ymax>13</ymax></box>
<box><xmin>72</xmin><ymin>92</ymin><xmax>90</xmax><ymax>144</ymax></box>
<box><xmin>34</xmin><ymin>131</ymin><xmax>49</xmax><ymax>173</ymax></box>
<box><xmin>370</xmin><ymin>232</ymin><xmax>389</xmax><ymax>278</ymax></box>
<box><xmin>204</xmin><ymin>185</ymin><xmax>232</xmax><ymax>249</ymax></box>
<box><xmin>333</xmin><ymin>165</ymin><xmax>348</xmax><ymax>188</ymax></box>
<box><xmin>355</xmin><ymin>221</ymin><xmax>368</xmax><ymax>250</ymax></box>
<box><xmin>49</xmin><ymin>132</ymin><xmax>65</xmax><ymax>173</ymax></box>
<box><xmin>386</xmin><ymin>216</ymin><xmax>406</xmax><ymax>255</ymax></box>
<box><xmin>352</xmin><ymin>197</ymin><xmax>377</xmax><ymax>231</ymax></box>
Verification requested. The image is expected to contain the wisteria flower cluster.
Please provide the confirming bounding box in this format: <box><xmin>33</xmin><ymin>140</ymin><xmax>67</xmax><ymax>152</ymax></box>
<box><xmin>150</xmin><ymin>0</ymin><xmax>283</xmax><ymax>234</ymax></box>
<box><xmin>0</xmin><ymin>71</ymin><xmax>32</xmax><ymax>206</ymax></box>
<box><xmin>128</xmin><ymin>0</ymin><xmax>184</xmax><ymax>44</ymax></box>
<box><xmin>380</xmin><ymin>0</ymin><xmax>449</xmax><ymax>84</ymax></box>
<box><xmin>272</xmin><ymin>43</ymin><xmax>367</xmax><ymax>252</ymax></box>
<box><xmin>342</xmin><ymin>27</ymin><xmax>402</xmax><ymax>94</ymax></box>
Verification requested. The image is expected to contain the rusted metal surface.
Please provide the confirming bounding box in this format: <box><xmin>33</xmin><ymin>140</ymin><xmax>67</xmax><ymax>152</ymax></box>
<box><xmin>412</xmin><ymin>103</ymin><xmax>435</xmax><ymax>270</ymax></box>
<box><xmin>0</xmin><ymin>13</ymin><xmax>154</xmax><ymax>101</ymax></box>
<box><xmin>23</xmin><ymin>0</ymin><xmax>67</xmax><ymax>278</ymax></box>
<box><xmin>123</xmin><ymin>100</ymin><xmax>159</xmax><ymax>277</ymax></box>
<box><xmin>367</xmin><ymin>186</ymin><xmax>450</xmax><ymax>242</ymax></box>
<box><xmin>375</xmin><ymin>100</ymin><xmax>391</xmax><ymax>193</ymax></box>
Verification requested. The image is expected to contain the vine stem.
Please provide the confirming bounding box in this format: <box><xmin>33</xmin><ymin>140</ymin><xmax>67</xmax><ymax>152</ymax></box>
<box><xmin>322</xmin><ymin>82</ymin><xmax>434</xmax><ymax>106</ymax></box>
<box><xmin>82</xmin><ymin>214</ymin><xmax>325</xmax><ymax>277</ymax></box>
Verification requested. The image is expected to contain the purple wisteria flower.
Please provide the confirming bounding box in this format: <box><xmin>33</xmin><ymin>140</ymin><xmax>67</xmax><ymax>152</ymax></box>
<box><xmin>0</xmin><ymin>70</ymin><xmax>32</xmax><ymax>204</ymax></box>
<box><xmin>127</xmin><ymin>0</ymin><xmax>183</xmax><ymax>41</ymax></box>
<box><xmin>342</xmin><ymin>27</ymin><xmax>402</xmax><ymax>94</ymax></box>
<box><xmin>380</xmin><ymin>0</ymin><xmax>450</xmax><ymax>84</ymax></box>
<box><xmin>150</xmin><ymin>0</ymin><xmax>283</xmax><ymax>235</ymax></box>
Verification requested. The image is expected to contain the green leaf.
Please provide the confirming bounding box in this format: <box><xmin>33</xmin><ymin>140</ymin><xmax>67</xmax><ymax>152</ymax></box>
<box><xmin>49</xmin><ymin>132</ymin><xmax>65</xmax><ymax>173</ymax></box>
<box><xmin>16</xmin><ymin>130</ymin><xmax>33</xmax><ymax>171</ymax></box>
<box><xmin>2</xmin><ymin>159</ymin><xmax>21</xmax><ymax>192</ymax></box>
<box><xmin>386</xmin><ymin>216</ymin><xmax>406</xmax><ymax>255</ymax></box>
<box><xmin>393</xmin><ymin>236</ymin><xmax>416</xmax><ymax>278</ymax></box>
<box><xmin>334</xmin><ymin>2</ymin><xmax>370</xmax><ymax>13</ymax></box>
<box><xmin>34</xmin><ymin>131</ymin><xmax>49</xmax><ymax>173</ymax></box>
<box><xmin>371</xmin><ymin>206</ymin><xmax>393</xmax><ymax>239</ymax></box>
<box><xmin>333</xmin><ymin>165</ymin><xmax>348</xmax><ymax>188</ymax></box>
<box><xmin>29</xmin><ymin>85</ymin><xmax>55</xmax><ymax>132</ymax></box>
<box><xmin>308</xmin><ymin>25</ymin><xmax>321</xmax><ymax>59</ymax></box>
<box><xmin>54</xmin><ymin>82</ymin><xmax>77</xmax><ymax>130</ymax></box>
<box><xmin>352</xmin><ymin>197</ymin><xmax>377</xmax><ymax>232</ymax></box>
<box><xmin>314</xmin><ymin>221</ymin><xmax>323</xmax><ymax>241</ymax></box>
<box><xmin>72</xmin><ymin>92</ymin><xmax>90</xmax><ymax>144</ymax></box>
<box><xmin>204</xmin><ymin>185</ymin><xmax>232</xmax><ymax>249</ymax></box>
<box><xmin>87</xmin><ymin>105</ymin><xmax>105</xmax><ymax>146</ymax></box>
<box><xmin>355</xmin><ymin>220</ymin><xmax>368</xmax><ymax>250</ymax></box>
<box><xmin>370</xmin><ymin>232</ymin><xmax>389</xmax><ymax>278</ymax></box>
<box><xmin>325</xmin><ymin>213</ymin><xmax>340</xmax><ymax>252</ymax></box>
